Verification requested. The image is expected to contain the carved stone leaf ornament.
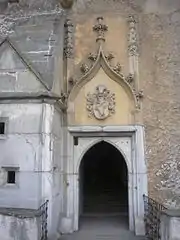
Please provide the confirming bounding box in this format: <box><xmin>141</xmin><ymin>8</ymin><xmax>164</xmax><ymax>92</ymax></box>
<box><xmin>88</xmin><ymin>53</ymin><xmax>98</xmax><ymax>61</ymax></box>
<box><xmin>128</xmin><ymin>15</ymin><xmax>138</xmax><ymax>56</ymax></box>
<box><xmin>105</xmin><ymin>53</ymin><xmax>114</xmax><ymax>62</ymax></box>
<box><xmin>86</xmin><ymin>85</ymin><xmax>116</xmax><ymax>120</ymax></box>
<box><xmin>64</xmin><ymin>18</ymin><xmax>74</xmax><ymax>58</ymax></box>
<box><xmin>80</xmin><ymin>63</ymin><xmax>89</xmax><ymax>74</ymax></box>
<box><xmin>126</xmin><ymin>73</ymin><xmax>134</xmax><ymax>84</ymax></box>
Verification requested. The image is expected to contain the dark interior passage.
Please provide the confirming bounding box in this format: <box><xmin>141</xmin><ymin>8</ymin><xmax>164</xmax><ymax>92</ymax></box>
<box><xmin>79</xmin><ymin>141</ymin><xmax>128</xmax><ymax>216</ymax></box>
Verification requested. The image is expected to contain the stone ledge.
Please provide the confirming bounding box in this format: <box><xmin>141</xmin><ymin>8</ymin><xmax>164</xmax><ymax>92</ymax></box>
<box><xmin>0</xmin><ymin>207</ymin><xmax>41</xmax><ymax>218</ymax></box>
<box><xmin>162</xmin><ymin>209</ymin><xmax>180</xmax><ymax>217</ymax></box>
<box><xmin>0</xmin><ymin>91</ymin><xmax>60</xmax><ymax>100</ymax></box>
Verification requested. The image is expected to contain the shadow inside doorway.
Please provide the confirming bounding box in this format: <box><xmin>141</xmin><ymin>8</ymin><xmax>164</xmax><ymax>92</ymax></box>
<box><xmin>79</xmin><ymin>215</ymin><xmax>129</xmax><ymax>230</ymax></box>
<box><xmin>79</xmin><ymin>141</ymin><xmax>129</xmax><ymax>226</ymax></box>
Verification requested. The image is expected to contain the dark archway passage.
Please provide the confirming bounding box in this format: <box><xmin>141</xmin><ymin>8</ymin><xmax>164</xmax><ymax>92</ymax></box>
<box><xmin>79</xmin><ymin>141</ymin><xmax>128</xmax><ymax>218</ymax></box>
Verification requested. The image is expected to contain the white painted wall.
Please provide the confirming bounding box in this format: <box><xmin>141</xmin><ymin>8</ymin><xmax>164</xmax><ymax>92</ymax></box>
<box><xmin>50</xmin><ymin>107</ymin><xmax>64</xmax><ymax>237</ymax></box>
<box><xmin>0</xmin><ymin>102</ymin><xmax>66</xmax><ymax>239</ymax></box>
<box><xmin>0</xmin><ymin>103</ymin><xmax>43</xmax><ymax>209</ymax></box>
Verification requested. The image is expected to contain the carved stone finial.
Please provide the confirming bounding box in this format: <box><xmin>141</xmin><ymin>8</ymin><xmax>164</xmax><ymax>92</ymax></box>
<box><xmin>80</xmin><ymin>63</ymin><xmax>89</xmax><ymax>74</ymax></box>
<box><xmin>128</xmin><ymin>15</ymin><xmax>138</xmax><ymax>56</ymax></box>
<box><xmin>93</xmin><ymin>17</ymin><xmax>108</xmax><ymax>42</ymax></box>
<box><xmin>64</xmin><ymin>19</ymin><xmax>74</xmax><ymax>58</ymax></box>
<box><xmin>128</xmin><ymin>15</ymin><xmax>136</xmax><ymax>25</ymax></box>
<box><xmin>86</xmin><ymin>85</ymin><xmax>115</xmax><ymax>120</ymax></box>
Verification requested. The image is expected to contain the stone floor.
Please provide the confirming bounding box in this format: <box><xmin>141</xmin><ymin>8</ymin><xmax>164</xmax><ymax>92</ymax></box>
<box><xmin>60</xmin><ymin>216</ymin><xmax>145</xmax><ymax>240</ymax></box>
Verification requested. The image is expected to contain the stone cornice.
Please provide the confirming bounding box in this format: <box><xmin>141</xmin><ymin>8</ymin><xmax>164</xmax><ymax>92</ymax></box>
<box><xmin>0</xmin><ymin>92</ymin><xmax>66</xmax><ymax>110</ymax></box>
<box><xmin>0</xmin><ymin>92</ymin><xmax>59</xmax><ymax>99</ymax></box>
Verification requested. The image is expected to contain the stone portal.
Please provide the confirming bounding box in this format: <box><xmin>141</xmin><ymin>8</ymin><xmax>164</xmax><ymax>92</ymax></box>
<box><xmin>79</xmin><ymin>141</ymin><xmax>128</xmax><ymax>220</ymax></box>
<box><xmin>64</xmin><ymin>126</ymin><xmax>147</xmax><ymax>236</ymax></box>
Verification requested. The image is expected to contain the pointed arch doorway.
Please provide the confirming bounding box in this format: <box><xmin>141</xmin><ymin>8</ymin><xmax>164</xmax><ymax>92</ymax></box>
<box><xmin>67</xmin><ymin>126</ymin><xmax>147</xmax><ymax>235</ymax></box>
<box><xmin>79</xmin><ymin>141</ymin><xmax>128</xmax><ymax>221</ymax></box>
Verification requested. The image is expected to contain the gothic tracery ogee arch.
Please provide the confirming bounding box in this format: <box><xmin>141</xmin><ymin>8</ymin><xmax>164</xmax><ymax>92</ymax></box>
<box><xmin>67</xmin><ymin>16</ymin><xmax>143</xmax><ymax>110</ymax></box>
<box><xmin>76</xmin><ymin>138</ymin><xmax>131</xmax><ymax>174</ymax></box>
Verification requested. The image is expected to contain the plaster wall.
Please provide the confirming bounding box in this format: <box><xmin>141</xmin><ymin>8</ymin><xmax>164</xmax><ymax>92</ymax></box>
<box><xmin>0</xmin><ymin>214</ymin><xmax>39</xmax><ymax>240</ymax></box>
<box><xmin>73</xmin><ymin>14</ymin><xmax>129</xmax><ymax>76</ymax></box>
<box><xmin>170</xmin><ymin>217</ymin><xmax>180</xmax><ymax>240</ymax></box>
<box><xmin>0</xmin><ymin>41</ymin><xmax>45</xmax><ymax>93</ymax></box>
<box><xmin>0</xmin><ymin>103</ymin><xmax>43</xmax><ymax>209</ymax></box>
<box><xmin>161</xmin><ymin>210</ymin><xmax>180</xmax><ymax>240</ymax></box>
<box><xmin>0</xmin><ymin>2</ymin><xmax>65</xmax><ymax>93</ymax></box>
<box><xmin>0</xmin><ymin>101</ymin><xmax>65</xmax><ymax>238</ymax></box>
<box><xmin>50</xmin><ymin>107</ymin><xmax>65</xmax><ymax>237</ymax></box>
<box><xmin>39</xmin><ymin>103</ymin><xmax>66</xmax><ymax>239</ymax></box>
<box><xmin>0</xmin><ymin>103</ymin><xmax>61</xmax><ymax>212</ymax></box>
<box><xmin>10</xmin><ymin>12</ymin><xmax>65</xmax><ymax>93</ymax></box>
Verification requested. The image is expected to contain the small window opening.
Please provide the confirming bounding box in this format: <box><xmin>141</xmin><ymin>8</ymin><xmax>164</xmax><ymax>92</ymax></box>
<box><xmin>7</xmin><ymin>171</ymin><xmax>16</xmax><ymax>184</ymax></box>
<box><xmin>0</xmin><ymin>122</ymin><xmax>5</xmax><ymax>134</ymax></box>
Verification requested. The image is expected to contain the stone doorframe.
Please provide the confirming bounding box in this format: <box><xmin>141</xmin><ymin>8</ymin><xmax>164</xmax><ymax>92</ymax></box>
<box><xmin>66</xmin><ymin>125</ymin><xmax>147</xmax><ymax>236</ymax></box>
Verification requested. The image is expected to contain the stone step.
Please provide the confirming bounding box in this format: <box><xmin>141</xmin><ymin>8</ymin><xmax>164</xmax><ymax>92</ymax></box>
<box><xmin>59</xmin><ymin>216</ymin><xmax>145</xmax><ymax>240</ymax></box>
<box><xmin>60</xmin><ymin>234</ymin><xmax>145</xmax><ymax>240</ymax></box>
<box><xmin>60</xmin><ymin>230</ymin><xmax>145</xmax><ymax>240</ymax></box>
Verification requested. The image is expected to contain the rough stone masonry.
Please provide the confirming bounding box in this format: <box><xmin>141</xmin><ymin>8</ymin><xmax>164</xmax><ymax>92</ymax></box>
<box><xmin>0</xmin><ymin>0</ymin><xmax>180</xmax><ymax>239</ymax></box>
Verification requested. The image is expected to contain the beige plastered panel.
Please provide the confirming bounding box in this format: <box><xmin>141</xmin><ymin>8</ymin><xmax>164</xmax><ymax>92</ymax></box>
<box><xmin>68</xmin><ymin>68</ymin><xmax>135</xmax><ymax>125</ymax></box>
<box><xmin>74</xmin><ymin>14</ymin><xmax>129</xmax><ymax>75</ymax></box>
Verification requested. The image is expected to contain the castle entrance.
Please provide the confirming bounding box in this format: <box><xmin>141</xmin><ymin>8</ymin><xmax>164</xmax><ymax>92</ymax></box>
<box><xmin>66</xmin><ymin>126</ymin><xmax>147</xmax><ymax>235</ymax></box>
<box><xmin>79</xmin><ymin>141</ymin><xmax>128</xmax><ymax>220</ymax></box>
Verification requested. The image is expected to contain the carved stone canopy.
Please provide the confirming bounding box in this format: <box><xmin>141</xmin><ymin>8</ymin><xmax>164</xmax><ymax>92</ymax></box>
<box><xmin>86</xmin><ymin>85</ymin><xmax>116</xmax><ymax>120</ymax></box>
<box><xmin>68</xmin><ymin>16</ymin><xmax>143</xmax><ymax>110</ymax></box>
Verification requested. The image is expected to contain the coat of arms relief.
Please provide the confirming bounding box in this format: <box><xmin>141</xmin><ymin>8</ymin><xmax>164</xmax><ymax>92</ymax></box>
<box><xmin>86</xmin><ymin>85</ymin><xmax>116</xmax><ymax>120</ymax></box>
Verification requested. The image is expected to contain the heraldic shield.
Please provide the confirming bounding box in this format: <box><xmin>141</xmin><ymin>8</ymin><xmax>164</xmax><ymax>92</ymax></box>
<box><xmin>86</xmin><ymin>85</ymin><xmax>116</xmax><ymax>120</ymax></box>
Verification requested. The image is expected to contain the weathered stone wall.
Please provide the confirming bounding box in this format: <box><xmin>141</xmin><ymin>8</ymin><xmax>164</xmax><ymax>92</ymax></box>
<box><xmin>140</xmin><ymin>10</ymin><xmax>180</xmax><ymax>207</ymax></box>
<box><xmin>0</xmin><ymin>2</ymin><xmax>66</xmax><ymax>238</ymax></box>
<box><xmin>0</xmin><ymin>39</ymin><xmax>47</xmax><ymax>92</ymax></box>
<box><xmin>0</xmin><ymin>0</ymin><xmax>180</xmax><ymax>226</ymax></box>
<box><xmin>67</xmin><ymin>0</ymin><xmax>180</xmax><ymax>208</ymax></box>
<box><xmin>0</xmin><ymin>0</ymin><xmax>65</xmax><ymax>92</ymax></box>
